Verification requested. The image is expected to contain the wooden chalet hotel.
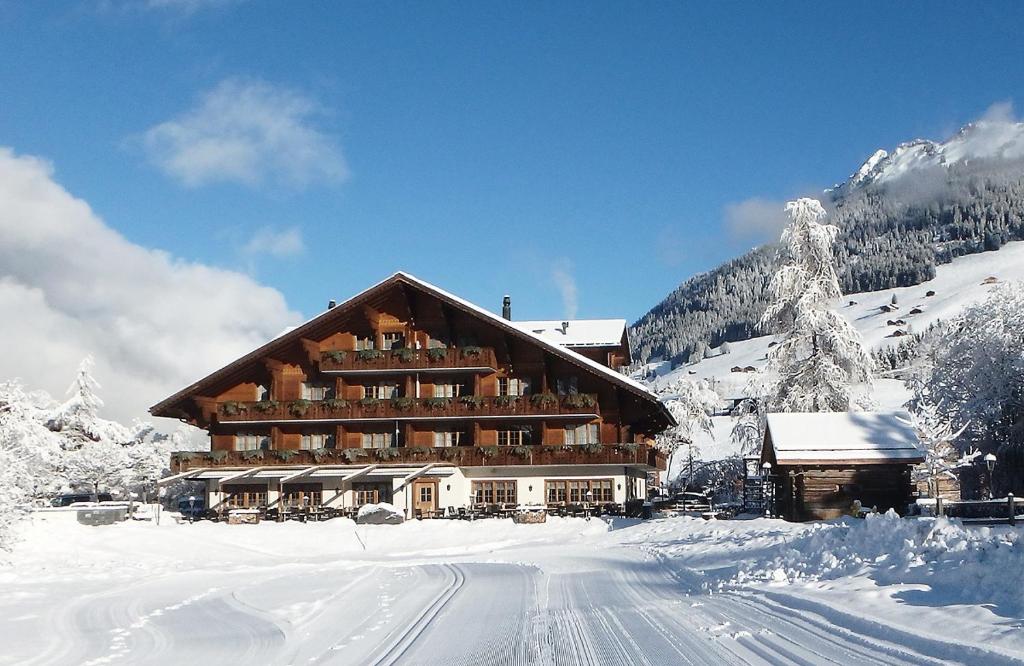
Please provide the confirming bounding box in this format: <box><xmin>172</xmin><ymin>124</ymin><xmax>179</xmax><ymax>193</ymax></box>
<box><xmin>152</xmin><ymin>273</ymin><xmax>673</xmax><ymax>518</ymax></box>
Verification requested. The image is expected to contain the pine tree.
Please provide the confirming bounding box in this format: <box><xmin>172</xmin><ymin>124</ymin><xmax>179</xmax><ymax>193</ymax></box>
<box><xmin>757</xmin><ymin>198</ymin><xmax>874</xmax><ymax>412</ymax></box>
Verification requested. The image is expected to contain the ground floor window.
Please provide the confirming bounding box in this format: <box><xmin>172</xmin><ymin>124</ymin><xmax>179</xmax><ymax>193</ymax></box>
<box><xmin>546</xmin><ymin>478</ymin><xmax>613</xmax><ymax>504</ymax></box>
<box><xmin>224</xmin><ymin>484</ymin><xmax>268</xmax><ymax>508</ymax></box>
<box><xmin>472</xmin><ymin>480</ymin><xmax>517</xmax><ymax>505</ymax></box>
<box><xmin>353</xmin><ymin>482</ymin><xmax>391</xmax><ymax>506</ymax></box>
<box><xmin>282</xmin><ymin>483</ymin><xmax>322</xmax><ymax>508</ymax></box>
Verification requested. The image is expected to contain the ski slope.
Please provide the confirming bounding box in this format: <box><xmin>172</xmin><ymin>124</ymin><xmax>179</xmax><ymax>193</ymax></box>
<box><xmin>643</xmin><ymin>241</ymin><xmax>1024</xmax><ymax>466</ymax></box>
<box><xmin>3</xmin><ymin>515</ymin><xmax>1022</xmax><ymax>665</ymax></box>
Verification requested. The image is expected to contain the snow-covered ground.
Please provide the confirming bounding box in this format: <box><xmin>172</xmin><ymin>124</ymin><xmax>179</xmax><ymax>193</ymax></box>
<box><xmin>2</xmin><ymin>512</ymin><xmax>1022</xmax><ymax>665</ymax></box>
<box><xmin>644</xmin><ymin>241</ymin><xmax>1024</xmax><ymax>470</ymax></box>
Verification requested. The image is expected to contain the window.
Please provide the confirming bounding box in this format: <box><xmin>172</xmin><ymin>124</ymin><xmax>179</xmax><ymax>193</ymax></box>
<box><xmin>473</xmin><ymin>481</ymin><xmax>516</xmax><ymax>505</ymax></box>
<box><xmin>234</xmin><ymin>433</ymin><xmax>270</xmax><ymax>451</ymax></box>
<box><xmin>498</xmin><ymin>377</ymin><xmax>531</xmax><ymax>397</ymax></box>
<box><xmin>433</xmin><ymin>431</ymin><xmax>463</xmax><ymax>447</ymax></box>
<box><xmin>547</xmin><ymin>479</ymin><xmax>613</xmax><ymax>504</ymax></box>
<box><xmin>282</xmin><ymin>484</ymin><xmax>322</xmax><ymax>508</ymax></box>
<box><xmin>497</xmin><ymin>426</ymin><xmax>532</xmax><ymax>447</ymax></box>
<box><xmin>556</xmin><ymin>376</ymin><xmax>579</xmax><ymax>396</ymax></box>
<box><xmin>418</xmin><ymin>485</ymin><xmax>433</xmax><ymax>503</ymax></box>
<box><xmin>353</xmin><ymin>482</ymin><xmax>390</xmax><ymax>506</ymax></box>
<box><xmin>363</xmin><ymin>383</ymin><xmax>400</xmax><ymax>399</ymax></box>
<box><xmin>256</xmin><ymin>384</ymin><xmax>270</xmax><ymax>401</ymax></box>
<box><xmin>225</xmin><ymin>484</ymin><xmax>268</xmax><ymax>508</ymax></box>
<box><xmin>361</xmin><ymin>432</ymin><xmax>393</xmax><ymax>449</ymax></box>
<box><xmin>545</xmin><ymin>480</ymin><xmax>567</xmax><ymax>504</ymax></box>
<box><xmin>300</xmin><ymin>432</ymin><xmax>334</xmax><ymax>450</ymax></box>
<box><xmin>381</xmin><ymin>332</ymin><xmax>405</xmax><ymax>350</ymax></box>
<box><xmin>354</xmin><ymin>335</ymin><xmax>374</xmax><ymax>351</ymax></box>
<box><xmin>564</xmin><ymin>423</ymin><xmax>600</xmax><ymax>446</ymax></box>
<box><xmin>432</xmin><ymin>382</ymin><xmax>465</xmax><ymax>398</ymax></box>
<box><xmin>301</xmin><ymin>381</ymin><xmax>333</xmax><ymax>401</ymax></box>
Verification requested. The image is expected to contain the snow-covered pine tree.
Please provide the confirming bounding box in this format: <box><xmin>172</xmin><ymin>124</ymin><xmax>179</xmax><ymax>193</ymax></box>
<box><xmin>48</xmin><ymin>357</ymin><xmax>155</xmax><ymax>499</ymax></box>
<box><xmin>0</xmin><ymin>381</ymin><xmax>63</xmax><ymax>550</ymax></box>
<box><xmin>757</xmin><ymin>198</ymin><xmax>874</xmax><ymax>412</ymax></box>
<box><xmin>655</xmin><ymin>377</ymin><xmax>720</xmax><ymax>484</ymax></box>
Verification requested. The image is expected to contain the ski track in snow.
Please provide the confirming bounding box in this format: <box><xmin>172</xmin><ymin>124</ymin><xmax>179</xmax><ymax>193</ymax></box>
<box><xmin>5</xmin><ymin>540</ymin><xmax>1014</xmax><ymax>666</ymax></box>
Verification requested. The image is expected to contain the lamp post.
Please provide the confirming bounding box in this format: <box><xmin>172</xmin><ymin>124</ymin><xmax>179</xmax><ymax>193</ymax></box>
<box><xmin>984</xmin><ymin>453</ymin><xmax>997</xmax><ymax>500</ymax></box>
<box><xmin>187</xmin><ymin>495</ymin><xmax>197</xmax><ymax>524</ymax></box>
<box><xmin>585</xmin><ymin>490</ymin><xmax>594</xmax><ymax>520</ymax></box>
<box><xmin>761</xmin><ymin>462</ymin><xmax>772</xmax><ymax>517</ymax></box>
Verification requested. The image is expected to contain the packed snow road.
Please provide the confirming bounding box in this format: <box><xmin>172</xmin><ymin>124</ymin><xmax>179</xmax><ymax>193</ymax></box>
<box><xmin>2</xmin><ymin>516</ymin><xmax>1022</xmax><ymax>665</ymax></box>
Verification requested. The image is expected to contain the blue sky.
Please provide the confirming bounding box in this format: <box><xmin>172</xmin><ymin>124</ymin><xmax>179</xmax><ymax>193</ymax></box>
<box><xmin>3</xmin><ymin>1</ymin><xmax>1024</xmax><ymax>324</ymax></box>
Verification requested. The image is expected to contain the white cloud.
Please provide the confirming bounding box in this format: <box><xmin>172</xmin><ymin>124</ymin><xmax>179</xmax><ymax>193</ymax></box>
<box><xmin>551</xmin><ymin>260</ymin><xmax>579</xmax><ymax>320</ymax></box>
<box><xmin>139</xmin><ymin>78</ymin><xmax>348</xmax><ymax>189</ymax></box>
<box><xmin>241</xmin><ymin>227</ymin><xmax>305</xmax><ymax>258</ymax></box>
<box><xmin>143</xmin><ymin>0</ymin><xmax>243</xmax><ymax>13</ymax></box>
<box><xmin>0</xmin><ymin>147</ymin><xmax>302</xmax><ymax>426</ymax></box>
<box><xmin>723</xmin><ymin>197</ymin><xmax>790</xmax><ymax>243</ymax></box>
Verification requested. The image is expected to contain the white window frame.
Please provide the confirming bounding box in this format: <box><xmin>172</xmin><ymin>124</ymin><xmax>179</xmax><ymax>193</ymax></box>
<box><xmin>498</xmin><ymin>377</ymin><xmax>531</xmax><ymax>397</ymax></box>
<box><xmin>381</xmin><ymin>332</ymin><xmax>405</xmax><ymax>350</ymax></box>
<box><xmin>432</xmin><ymin>431</ymin><xmax>463</xmax><ymax>448</ymax></box>
<box><xmin>361</xmin><ymin>432</ymin><xmax>393</xmax><ymax>449</ymax></box>
<box><xmin>363</xmin><ymin>383</ymin><xmax>400</xmax><ymax>399</ymax></box>
<box><xmin>234</xmin><ymin>432</ymin><xmax>270</xmax><ymax>451</ymax></box>
<box><xmin>565</xmin><ymin>423</ymin><xmax>599</xmax><ymax>446</ymax></box>
<box><xmin>300</xmin><ymin>432</ymin><xmax>334</xmax><ymax>450</ymax></box>
<box><xmin>301</xmin><ymin>382</ymin><xmax>332</xmax><ymax>401</ymax></box>
<box><xmin>497</xmin><ymin>427</ymin><xmax>531</xmax><ymax>447</ymax></box>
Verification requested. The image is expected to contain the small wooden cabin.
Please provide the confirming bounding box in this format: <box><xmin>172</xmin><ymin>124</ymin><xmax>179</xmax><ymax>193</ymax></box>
<box><xmin>761</xmin><ymin>412</ymin><xmax>924</xmax><ymax>521</ymax></box>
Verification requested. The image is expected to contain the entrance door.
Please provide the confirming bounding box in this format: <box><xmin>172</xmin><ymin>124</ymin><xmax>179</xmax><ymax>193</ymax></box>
<box><xmin>412</xmin><ymin>480</ymin><xmax>438</xmax><ymax>516</ymax></box>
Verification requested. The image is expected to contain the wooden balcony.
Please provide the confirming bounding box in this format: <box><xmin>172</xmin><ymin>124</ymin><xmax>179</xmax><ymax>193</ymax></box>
<box><xmin>170</xmin><ymin>444</ymin><xmax>665</xmax><ymax>473</ymax></box>
<box><xmin>215</xmin><ymin>394</ymin><xmax>600</xmax><ymax>423</ymax></box>
<box><xmin>319</xmin><ymin>347</ymin><xmax>498</xmax><ymax>374</ymax></box>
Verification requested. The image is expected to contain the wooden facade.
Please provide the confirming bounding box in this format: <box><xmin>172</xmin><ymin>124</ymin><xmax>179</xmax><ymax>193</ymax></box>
<box><xmin>760</xmin><ymin>412</ymin><xmax>925</xmax><ymax>522</ymax></box>
<box><xmin>152</xmin><ymin>273</ymin><xmax>672</xmax><ymax>516</ymax></box>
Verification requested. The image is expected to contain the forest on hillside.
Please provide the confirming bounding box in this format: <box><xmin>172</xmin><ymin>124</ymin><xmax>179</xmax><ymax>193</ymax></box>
<box><xmin>630</xmin><ymin>159</ymin><xmax>1024</xmax><ymax>366</ymax></box>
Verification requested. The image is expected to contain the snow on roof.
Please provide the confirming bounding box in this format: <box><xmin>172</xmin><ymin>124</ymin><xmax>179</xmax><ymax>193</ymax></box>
<box><xmin>766</xmin><ymin>411</ymin><xmax>924</xmax><ymax>464</ymax></box>
<box><xmin>512</xmin><ymin>319</ymin><xmax>627</xmax><ymax>347</ymax></box>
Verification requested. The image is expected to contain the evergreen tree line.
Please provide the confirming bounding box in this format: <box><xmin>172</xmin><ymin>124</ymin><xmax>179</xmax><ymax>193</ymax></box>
<box><xmin>630</xmin><ymin>161</ymin><xmax>1024</xmax><ymax>366</ymax></box>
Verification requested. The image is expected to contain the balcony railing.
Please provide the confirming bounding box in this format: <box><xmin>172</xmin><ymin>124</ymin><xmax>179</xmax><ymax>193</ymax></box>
<box><xmin>216</xmin><ymin>393</ymin><xmax>600</xmax><ymax>422</ymax></box>
<box><xmin>170</xmin><ymin>444</ymin><xmax>665</xmax><ymax>473</ymax></box>
<box><xmin>319</xmin><ymin>347</ymin><xmax>498</xmax><ymax>373</ymax></box>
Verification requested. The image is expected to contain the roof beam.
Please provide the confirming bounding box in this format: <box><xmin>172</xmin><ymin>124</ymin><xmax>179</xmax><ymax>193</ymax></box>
<box><xmin>219</xmin><ymin>466</ymin><xmax>264</xmax><ymax>483</ymax></box>
<box><xmin>280</xmin><ymin>465</ymin><xmax>321</xmax><ymax>484</ymax></box>
<box><xmin>341</xmin><ymin>464</ymin><xmax>378</xmax><ymax>482</ymax></box>
<box><xmin>396</xmin><ymin>463</ymin><xmax>437</xmax><ymax>490</ymax></box>
<box><xmin>157</xmin><ymin>468</ymin><xmax>206</xmax><ymax>486</ymax></box>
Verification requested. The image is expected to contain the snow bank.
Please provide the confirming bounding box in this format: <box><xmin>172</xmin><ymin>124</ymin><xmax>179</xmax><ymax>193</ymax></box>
<box><xmin>730</xmin><ymin>510</ymin><xmax>1024</xmax><ymax>614</ymax></box>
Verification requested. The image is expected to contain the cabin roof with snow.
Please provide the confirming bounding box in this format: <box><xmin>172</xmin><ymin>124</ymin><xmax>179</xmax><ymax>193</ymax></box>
<box><xmin>512</xmin><ymin>319</ymin><xmax>627</xmax><ymax>348</ymax></box>
<box><xmin>763</xmin><ymin>412</ymin><xmax>924</xmax><ymax>465</ymax></box>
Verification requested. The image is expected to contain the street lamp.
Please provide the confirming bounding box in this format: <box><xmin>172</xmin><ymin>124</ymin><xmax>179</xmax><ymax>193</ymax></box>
<box><xmin>984</xmin><ymin>453</ymin><xmax>997</xmax><ymax>500</ymax></box>
<box><xmin>585</xmin><ymin>490</ymin><xmax>594</xmax><ymax>520</ymax></box>
<box><xmin>761</xmin><ymin>462</ymin><xmax>772</xmax><ymax>517</ymax></box>
<box><xmin>187</xmin><ymin>495</ymin><xmax>197</xmax><ymax>524</ymax></box>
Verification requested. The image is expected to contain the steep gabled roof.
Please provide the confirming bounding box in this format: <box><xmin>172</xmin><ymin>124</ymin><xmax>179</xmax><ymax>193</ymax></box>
<box><xmin>513</xmin><ymin>319</ymin><xmax>627</xmax><ymax>348</ymax></box>
<box><xmin>765</xmin><ymin>411</ymin><xmax>924</xmax><ymax>465</ymax></box>
<box><xmin>151</xmin><ymin>271</ymin><xmax>673</xmax><ymax>425</ymax></box>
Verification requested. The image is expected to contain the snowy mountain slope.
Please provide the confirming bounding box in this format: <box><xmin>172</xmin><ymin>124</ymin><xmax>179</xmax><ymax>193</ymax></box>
<box><xmin>837</xmin><ymin>115</ymin><xmax>1024</xmax><ymax>192</ymax></box>
<box><xmin>644</xmin><ymin>241</ymin><xmax>1024</xmax><ymax>469</ymax></box>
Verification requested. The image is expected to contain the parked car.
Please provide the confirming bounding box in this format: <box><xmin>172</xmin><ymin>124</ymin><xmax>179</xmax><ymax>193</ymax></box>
<box><xmin>51</xmin><ymin>493</ymin><xmax>114</xmax><ymax>507</ymax></box>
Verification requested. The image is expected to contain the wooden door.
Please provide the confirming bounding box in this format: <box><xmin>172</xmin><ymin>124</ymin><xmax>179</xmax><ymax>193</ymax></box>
<box><xmin>412</xmin><ymin>480</ymin><xmax>438</xmax><ymax>515</ymax></box>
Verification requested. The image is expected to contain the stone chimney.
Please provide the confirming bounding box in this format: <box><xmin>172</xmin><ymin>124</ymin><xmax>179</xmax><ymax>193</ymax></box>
<box><xmin>502</xmin><ymin>295</ymin><xmax>511</xmax><ymax>320</ymax></box>
<box><xmin>328</xmin><ymin>300</ymin><xmax>337</xmax><ymax>310</ymax></box>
